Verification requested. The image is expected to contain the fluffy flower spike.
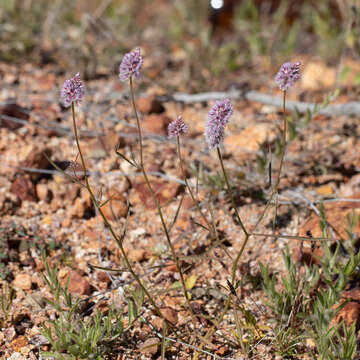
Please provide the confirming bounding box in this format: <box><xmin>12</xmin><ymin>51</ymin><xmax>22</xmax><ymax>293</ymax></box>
<box><xmin>60</xmin><ymin>73</ymin><xmax>85</xmax><ymax>107</ymax></box>
<box><xmin>205</xmin><ymin>99</ymin><xmax>233</xmax><ymax>150</ymax></box>
<box><xmin>275</xmin><ymin>61</ymin><xmax>301</xmax><ymax>91</ymax></box>
<box><xmin>168</xmin><ymin>116</ymin><xmax>188</xmax><ymax>139</ymax></box>
<box><xmin>119</xmin><ymin>48</ymin><xmax>143</xmax><ymax>82</ymax></box>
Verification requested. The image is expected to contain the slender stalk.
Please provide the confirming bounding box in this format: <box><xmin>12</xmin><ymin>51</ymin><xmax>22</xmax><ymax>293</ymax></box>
<box><xmin>250</xmin><ymin>90</ymin><xmax>287</xmax><ymax>234</ymax></box>
<box><xmin>176</xmin><ymin>136</ymin><xmax>213</xmax><ymax>235</ymax></box>
<box><xmin>192</xmin><ymin>297</ymin><xmax>231</xmax><ymax>360</ymax></box>
<box><xmin>197</xmin><ymin>92</ymin><xmax>288</xmax><ymax>357</ymax></box>
<box><xmin>129</xmin><ymin>77</ymin><xmax>194</xmax><ymax>317</ymax></box>
<box><xmin>216</xmin><ymin>147</ymin><xmax>247</xmax><ymax>237</ymax></box>
<box><xmin>216</xmin><ymin>147</ymin><xmax>249</xmax><ymax>284</ymax></box>
<box><xmin>70</xmin><ymin>103</ymin><xmax>165</xmax><ymax>322</ymax></box>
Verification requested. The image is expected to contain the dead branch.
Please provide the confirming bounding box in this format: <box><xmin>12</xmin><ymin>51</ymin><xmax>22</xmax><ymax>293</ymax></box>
<box><xmin>171</xmin><ymin>90</ymin><xmax>360</xmax><ymax>116</ymax></box>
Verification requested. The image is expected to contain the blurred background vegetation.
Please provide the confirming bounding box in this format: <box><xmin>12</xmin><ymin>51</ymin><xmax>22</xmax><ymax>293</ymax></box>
<box><xmin>1</xmin><ymin>0</ymin><xmax>360</xmax><ymax>89</ymax></box>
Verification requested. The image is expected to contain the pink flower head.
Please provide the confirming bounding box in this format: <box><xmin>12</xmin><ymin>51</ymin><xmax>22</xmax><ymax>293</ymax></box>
<box><xmin>60</xmin><ymin>73</ymin><xmax>84</xmax><ymax>107</ymax></box>
<box><xmin>119</xmin><ymin>48</ymin><xmax>143</xmax><ymax>82</ymax></box>
<box><xmin>275</xmin><ymin>61</ymin><xmax>301</xmax><ymax>91</ymax></box>
<box><xmin>205</xmin><ymin>99</ymin><xmax>233</xmax><ymax>149</ymax></box>
<box><xmin>168</xmin><ymin>116</ymin><xmax>188</xmax><ymax>139</ymax></box>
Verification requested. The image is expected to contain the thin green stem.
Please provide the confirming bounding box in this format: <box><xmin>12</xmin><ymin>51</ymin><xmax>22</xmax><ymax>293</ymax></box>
<box><xmin>129</xmin><ymin>77</ymin><xmax>144</xmax><ymax>167</ymax></box>
<box><xmin>216</xmin><ymin>147</ymin><xmax>248</xmax><ymax>237</ymax></box>
<box><xmin>216</xmin><ymin>147</ymin><xmax>249</xmax><ymax>284</ymax></box>
<box><xmin>250</xmin><ymin>90</ymin><xmax>287</xmax><ymax>235</ymax></box>
<box><xmin>129</xmin><ymin>78</ymin><xmax>194</xmax><ymax>318</ymax></box>
<box><xmin>192</xmin><ymin>297</ymin><xmax>231</xmax><ymax>360</ymax></box>
<box><xmin>70</xmin><ymin>102</ymin><xmax>165</xmax><ymax>322</ymax></box>
<box><xmin>176</xmin><ymin>136</ymin><xmax>213</xmax><ymax>234</ymax></box>
<box><xmin>231</xmin><ymin>233</ymin><xmax>250</xmax><ymax>285</ymax></box>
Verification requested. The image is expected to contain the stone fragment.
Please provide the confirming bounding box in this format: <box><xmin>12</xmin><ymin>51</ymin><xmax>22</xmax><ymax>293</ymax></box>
<box><xmin>21</xmin><ymin>148</ymin><xmax>52</xmax><ymax>181</ymax></box>
<box><xmin>301</xmin><ymin>61</ymin><xmax>336</xmax><ymax>90</ymax></box>
<box><xmin>132</xmin><ymin>180</ymin><xmax>181</xmax><ymax>209</ymax></box>
<box><xmin>10</xmin><ymin>175</ymin><xmax>37</xmax><ymax>202</ymax></box>
<box><xmin>70</xmin><ymin>189</ymin><xmax>93</xmax><ymax>219</ymax></box>
<box><xmin>142</xmin><ymin>114</ymin><xmax>172</xmax><ymax>135</ymax></box>
<box><xmin>224</xmin><ymin>124</ymin><xmax>275</xmax><ymax>152</ymax></box>
<box><xmin>61</xmin><ymin>270</ymin><xmax>91</xmax><ymax>295</ymax></box>
<box><xmin>293</xmin><ymin>193</ymin><xmax>360</xmax><ymax>264</ymax></box>
<box><xmin>13</xmin><ymin>274</ymin><xmax>32</xmax><ymax>290</ymax></box>
<box><xmin>216</xmin><ymin>345</ymin><xmax>229</xmax><ymax>356</ymax></box>
<box><xmin>0</xmin><ymin>104</ymin><xmax>29</xmax><ymax>130</ymax></box>
<box><xmin>127</xmin><ymin>249</ymin><xmax>147</xmax><ymax>262</ymax></box>
<box><xmin>316</xmin><ymin>184</ymin><xmax>334</xmax><ymax>196</ymax></box>
<box><xmin>161</xmin><ymin>307</ymin><xmax>178</xmax><ymax>324</ymax></box>
<box><xmin>97</xmin><ymin>271</ymin><xmax>111</xmax><ymax>285</ymax></box>
<box><xmin>101</xmin><ymin>188</ymin><xmax>128</xmax><ymax>220</ymax></box>
<box><xmin>70</xmin><ymin>197</ymin><xmax>88</xmax><ymax>218</ymax></box>
<box><xmin>10</xmin><ymin>335</ymin><xmax>28</xmax><ymax>352</ymax></box>
<box><xmin>23</xmin><ymin>292</ymin><xmax>46</xmax><ymax>310</ymax></box>
<box><xmin>139</xmin><ymin>337</ymin><xmax>159</xmax><ymax>356</ymax></box>
<box><xmin>136</xmin><ymin>95</ymin><xmax>164</xmax><ymax>114</ymax></box>
<box><xmin>36</xmin><ymin>183</ymin><xmax>52</xmax><ymax>202</ymax></box>
<box><xmin>333</xmin><ymin>302</ymin><xmax>360</xmax><ymax>328</ymax></box>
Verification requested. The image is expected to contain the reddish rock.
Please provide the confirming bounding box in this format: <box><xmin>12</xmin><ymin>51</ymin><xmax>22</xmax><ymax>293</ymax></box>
<box><xmin>293</xmin><ymin>193</ymin><xmax>360</xmax><ymax>265</ymax></box>
<box><xmin>70</xmin><ymin>196</ymin><xmax>93</xmax><ymax>219</ymax></box>
<box><xmin>10</xmin><ymin>335</ymin><xmax>28</xmax><ymax>352</ymax></box>
<box><xmin>216</xmin><ymin>345</ymin><xmax>230</xmax><ymax>356</ymax></box>
<box><xmin>0</xmin><ymin>103</ymin><xmax>29</xmax><ymax>130</ymax></box>
<box><xmin>97</xmin><ymin>271</ymin><xmax>111</xmax><ymax>285</ymax></box>
<box><xmin>13</xmin><ymin>273</ymin><xmax>32</xmax><ymax>291</ymax></box>
<box><xmin>142</xmin><ymin>114</ymin><xmax>172</xmax><ymax>135</ymax></box>
<box><xmin>333</xmin><ymin>302</ymin><xmax>360</xmax><ymax>328</ymax></box>
<box><xmin>224</xmin><ymin>124</ymin><xmax>276</xmax><ymax>152</ymax></box>
<box><xmin>21</xmin><ymin>148</ymin><xmax>52</xmax><ymax>181</ymax></box>
<box><xmin>182</xmin><ymin>195</ymin><xmax>196</xmax><ymax>210</ymax></box>
<box><xmin>164</xmin><ymin>261</ymin><xmax>178</xmax><ymax>272</ymax></box>
<box><xmin>50</xmin><ymin>197</ymin><xmax>64</xmax><ymax>212</ymax></box>
<box><xmin>139</xmin><ymin>337</ymin><xmax>159</xmax><ymax>356</ymax></box>
<box><xmin>342</xmin><ymin>289</ymin><xmax>360</xmax><ymax>301</ymax></box>
<box><xmin>132</xmin><ymin>180</ymin><xmax>182</xmax><ymax>209</ymax></box>
<box><xmin>127</xmin><ymin>249</ymin><xmax>148</xmax><ymax>262</ymax></box>
<box><xmin>101</xmin><ymin>188</ymin><xmax>127</xmax><ymax>220</ymax></box>
<box><xmin>10</xmin><ymin>175</ymin><xmax>37</xmax><ymax>202</ymax></box>
<box><xmin>161</xmin><ymin>307</ymin><xmax>178</xmax><ymax>325</ymax></box>
<box><xmin>136</xmin><ymin>95</ymin><xmax>164</xmax><ymax>114</ymax></box>
<box><xmin>62</xmin><ymin>271</ymin><xmax>91</xmax><ymax>295</ymax></box>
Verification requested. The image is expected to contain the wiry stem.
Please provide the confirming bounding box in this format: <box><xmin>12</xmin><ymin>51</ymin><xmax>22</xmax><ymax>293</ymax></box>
<box><xmin>250</xmin><ymin>90</ymin><xmax>287</xmax><ymax>234</ymax></box>
<box><xmin>196</xmin><ymin>91</ymin><xmax>290</xmax><ymax>356</ymax></box>
<box><xmin>176</xmin><ymin>136</ymin><xmax>216</xmax><ymax>236</ymax></box>
<box><xmin>129</xmin><ymin>77</ymin><xmax>194</xmax><ymax>317</ymax></box>
<box><xmin>216</xmin><ymin>147</ymin><xmax>248</xmax><ymax>284</ymax></box>
<box><xmin>70</xmin><ymin>102</ymin><xmax>165</xmax><ymax>322</ymax></box>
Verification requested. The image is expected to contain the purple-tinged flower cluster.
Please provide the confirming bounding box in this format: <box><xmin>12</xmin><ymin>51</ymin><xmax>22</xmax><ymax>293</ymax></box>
<box><xmin>204</xmin><ymin>99</ymin><xmax>233</xmax><ymax>149</ymax></box>
<box><xmin>60</xmin><ymin>73</ymin><xmax>85</xmax><ymax>107</ymax></box>
<box><xmin>168</xmin><ymin>116</ymin><xmax>188</xmax><ymax>139</ymax></box>
<box><xmin>275</xmin><ymin>61</ymin><xmax>301</xmax><ymax>91</ymax></box>
<box><xmin>119</xmin><ymin>48</ymin><xmax>143</xmax><ymax>82</ymax></box>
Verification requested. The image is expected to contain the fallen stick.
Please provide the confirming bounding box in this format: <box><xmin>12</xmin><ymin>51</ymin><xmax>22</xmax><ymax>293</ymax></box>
<box><xmin>171</xmin><ymin>90</ymin><xmax>360</xmax><ymax>116</ymax></box>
